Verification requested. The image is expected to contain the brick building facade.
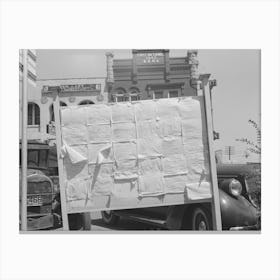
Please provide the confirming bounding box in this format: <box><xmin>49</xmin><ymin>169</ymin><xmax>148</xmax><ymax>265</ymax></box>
<box><xmin>106</xmin><ymin>49</ymin><xmax>201</xmax><ymax>102</ymax></box>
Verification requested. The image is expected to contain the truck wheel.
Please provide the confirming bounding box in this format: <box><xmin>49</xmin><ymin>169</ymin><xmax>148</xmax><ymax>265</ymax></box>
<box><xmin>101</xmin><ymin>211</ymin><xmax>119</xmax><ymax>225</ymax></box>
<box><xmin>82</xmin><ymin>212</ymin><xmax>92</xmax><ymax>230</ymax></box>
<box><xmin>68</xmin><ymin>213</ymin><xmax>83</xmax><ymax>230</ymax></box>
<box><xmin>192</xmin><ymin>207</ymin><xmax>212</xmax><ymax>230</ymax></box>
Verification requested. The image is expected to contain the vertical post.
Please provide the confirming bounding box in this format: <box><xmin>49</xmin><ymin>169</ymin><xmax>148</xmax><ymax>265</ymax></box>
<box><xmin>21</xmin><ymin>49</ymin><xmax>28</xmax><ymax>231</ymax></box>
<box><xmin>203</xmin><ymin>84</ymin><xmax>222</xmax><ymax>231</ymax></box>
<box><xmin>209</xmin><ymin>89</ymin><xmax>214</xmax><ymax>130</ymax></box>
<box><xmin>132</xmin><ymin>50</ymin><xmax>137</xmax><ymax>83</ymax></box>
<box><xmin>53</xmin><ymin>93</ymin><xmax>69</xmax><ymax>231</ymax></box>
<box><xmin>164</xmin><ymin>50</ymin><xmax>170</xmax><ymax>81</ymax></box>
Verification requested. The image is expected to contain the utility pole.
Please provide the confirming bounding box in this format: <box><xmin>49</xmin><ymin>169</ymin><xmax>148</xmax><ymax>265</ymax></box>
<box><xmin>21</xmin><ymin>49</ymin><xmax>28</xmax><ymax>231</ymax></box>
<box><xmin>224</xmin><ymin>145</ymin><xmax>235</xmax><ymax>162</ymax></box>
<box><xmin>209</xmin><ymin>79</ymin><xmax>219</xmax><ymax>141</ymax></box>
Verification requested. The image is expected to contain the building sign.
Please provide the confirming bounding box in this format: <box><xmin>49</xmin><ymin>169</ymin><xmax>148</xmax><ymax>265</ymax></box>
<box><xmin>136</xmin><ymin>52</ymin><xmax>164</xmax><ymax>64</ymax></box>
<box><xmin>42</xmin><ymin>84</ymin><xmax>101</xmax><ymax>94</ymax></box>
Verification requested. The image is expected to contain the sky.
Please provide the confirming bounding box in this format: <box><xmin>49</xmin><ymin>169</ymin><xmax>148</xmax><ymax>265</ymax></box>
<box><xmin>36</xmin><ymin>49</ymin><xmax>261</xmax><ymax>163</ymax></box>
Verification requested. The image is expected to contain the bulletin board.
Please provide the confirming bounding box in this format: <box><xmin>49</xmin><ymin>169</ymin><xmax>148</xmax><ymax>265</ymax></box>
<box><xmin>54</xmin><ymin>95</ymin><xmax>221</xmax><ymax>229</ymax></box>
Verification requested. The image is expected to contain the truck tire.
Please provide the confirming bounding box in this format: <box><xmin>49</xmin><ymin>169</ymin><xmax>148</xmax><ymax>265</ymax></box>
<box><xmin>101</xmin><ymin>211</ymin><xmax>120</xmax><ymax>225</ymax></box>
<box><xmin>68</xmin><ymin>213</ymin><xmax>83</xmax><ymax>230</ymax></box>
<box><xmin>191</xmin><ymin>207</ymin><xmax>212</xmax><ymax>230</ymax></box>
<box><xmin>68</xmin><ymin>213</ymin><xmax>91</xmax><ymax>230</ymax></box>
<box><xmin>82</xmin><ymin>212</ymin><xmax>92</xmax><ymax>230</ymax></box>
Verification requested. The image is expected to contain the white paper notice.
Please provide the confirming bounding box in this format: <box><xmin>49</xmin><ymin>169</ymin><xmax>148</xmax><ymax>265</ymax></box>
<box><xmin>59</xmin><ymin>97</ymin><xmax>212</xmax><ymax>210</ymax></box>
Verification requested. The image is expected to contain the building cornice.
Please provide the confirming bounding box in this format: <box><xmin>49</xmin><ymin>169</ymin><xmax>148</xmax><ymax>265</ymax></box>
<box><xmin>37</xmin><ymin>76</ymin><xmax>106</xmax><ymax>81</ymax></box>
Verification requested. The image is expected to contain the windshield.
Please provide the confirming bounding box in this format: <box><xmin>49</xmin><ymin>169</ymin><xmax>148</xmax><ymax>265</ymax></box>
<box><xmin>245</xmin><ymin>172</ymin><xmax>261</xmax><ymax>208</ymax></box>
<box><xmin>19</xmin><ymin>149</ymin><xmax>49</xmax><ymax>169</ymax></box>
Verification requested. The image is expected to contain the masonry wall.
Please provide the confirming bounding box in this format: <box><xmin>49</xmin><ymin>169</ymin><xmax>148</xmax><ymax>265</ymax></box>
<box><xmin>109</xmin><ymin>53</ymin><xmax>197</xmax><ymax>102</ymax></box>
<box><xmin>19</xmin><ymin>77</ymin><xmax>107</xmax><ymax>142</ymax></box>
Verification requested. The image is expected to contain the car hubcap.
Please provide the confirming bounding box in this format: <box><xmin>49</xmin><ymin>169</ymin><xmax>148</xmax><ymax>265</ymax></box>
<box><xmin>195</xmin><ymin>213</ymin><xmax>208</xmax><ymax>230</ymax></box>
<box><xmin>198</xmin><ymin>220</ymin><xmax>207</xmax><ymax>230</ymax></box>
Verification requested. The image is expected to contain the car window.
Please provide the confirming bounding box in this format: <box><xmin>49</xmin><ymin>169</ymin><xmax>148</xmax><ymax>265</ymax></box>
<box><xmin>28</xmin><ymin>150</ymin><xmax>39</xmax><ymax>167</ymax></box>
<box><xmin>39</xmin><ymin>150</ymin><xmax>48</xmax><ymax>168</ymax></box>
<box><xmin>20</xmin><ymin>148</ymin><xmax>49</xmax><ymax>169</ymax></box>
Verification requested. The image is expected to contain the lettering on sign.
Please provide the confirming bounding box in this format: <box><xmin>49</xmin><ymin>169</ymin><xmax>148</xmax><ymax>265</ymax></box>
<box><xmin>42</xmin><ymin>84</ymin><xmax>101</xmax><ymax>94</ymax></box>
<box><xmin>60</xmin><ymin>84</ymin><xmax>101</xmax><ymax>92</ymax></box>
<box><xmin>137</xmin><ymin>52</ymin><xmax>164</xmax><ymax>64</ymax></box>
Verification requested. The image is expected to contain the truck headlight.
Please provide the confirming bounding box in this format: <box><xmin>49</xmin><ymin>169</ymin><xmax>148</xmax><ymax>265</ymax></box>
<box><xmin>221</xmin><ymin>179</ymin><xmax>242</xmax><ymax>197</ymax></box>
<box><xmin>229</xmin><ymin>179</ymin><xmax>242</xmax><ymax>196</ymax></box>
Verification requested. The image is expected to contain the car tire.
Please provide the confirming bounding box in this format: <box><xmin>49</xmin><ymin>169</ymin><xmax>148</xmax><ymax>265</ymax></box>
<box><xmin>101</xmin><ymin>211</ymin><xmax>120</xmax><ymax>225</ymax></box>
<box><xmin>191</xmin><ymin>207</ymin><xmax>212</xmax><ymax>230</ymax></box>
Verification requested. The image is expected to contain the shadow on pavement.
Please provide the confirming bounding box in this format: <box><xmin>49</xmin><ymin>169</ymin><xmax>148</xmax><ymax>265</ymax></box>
<box><xmin>91</xmin><ymin>218</ymin><xmax>164</xmax><ymax>231</ymax></box>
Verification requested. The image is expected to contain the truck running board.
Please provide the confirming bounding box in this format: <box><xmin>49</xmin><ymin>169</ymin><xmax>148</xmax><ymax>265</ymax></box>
<box><xmin>116</xmin><ymin>211</ymin><xmax>167</xmax><ymax>228</ymax></box>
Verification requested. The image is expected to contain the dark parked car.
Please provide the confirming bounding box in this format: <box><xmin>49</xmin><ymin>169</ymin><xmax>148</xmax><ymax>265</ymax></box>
<box><xmin>19</xmin><ymin>141</ymin><xmax>57</xmax><ymax>230</ymax></box>
<box><xmin>19</xmin><ymin>141</ymin><xmax>90</xmax><ymax>230</ymax></box>
<box><xmin>101</xmin><ymin>164</ymin><xmax>260</xmax><ymax>230</ymax></box>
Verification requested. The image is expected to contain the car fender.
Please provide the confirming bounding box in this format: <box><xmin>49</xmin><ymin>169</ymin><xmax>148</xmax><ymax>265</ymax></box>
<box><xmin>166</xmin><ymin>190</ymin><xmax>258</xmax><ymax>230</ymax></box>
<box><xmin>219</xmin><ymin>189</ymin><xmax>258</xmax><ymax>229</ymax></box>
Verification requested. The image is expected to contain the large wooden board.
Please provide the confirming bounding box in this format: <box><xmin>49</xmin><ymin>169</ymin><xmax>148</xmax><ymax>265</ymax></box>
<box><xmin>54</xmin><ymin>96</ymin><xmax>221</xmax><ymax>230</ymax></box>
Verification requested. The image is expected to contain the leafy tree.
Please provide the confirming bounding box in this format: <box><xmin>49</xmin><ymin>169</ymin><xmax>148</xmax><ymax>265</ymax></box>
<box><xmin>236</xmin><ymin>119</ymin><xmax>261</xmax><ymax>155</ymax></box>
<box><xmin>236</xmin><ymin>119</ymin><xmax>261</xmax><ymax>222</ymax></box>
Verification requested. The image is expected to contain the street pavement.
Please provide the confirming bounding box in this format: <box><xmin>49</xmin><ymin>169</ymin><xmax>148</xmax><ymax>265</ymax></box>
<box><xmin>90</xmin><ymin>212</ymin><xmax>162</xmax><ymax>231</ymax></box>
<box><xmin>53</xmin><ymin>212</ymin><xmax>163</xmax><ymax>231</ymax></box>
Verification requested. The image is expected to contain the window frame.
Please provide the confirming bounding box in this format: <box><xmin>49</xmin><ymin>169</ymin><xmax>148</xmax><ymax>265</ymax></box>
<box><xmin>28</xmin><ymin>102</ymin><xmax>40</xmax><ymax>126</ymax></box>
<box><xmin>153</xmin><ymin>91</ymin><xmax>164</xmax><ymax>99</ymax></box>
<box><xmin>130</xmin><ymin>94</ymin><xmax>140</xmax><ymax>101</ymax></box>
<box><xmin>115</xmin><ymin>95</ymin><xmax>129</xmax><ymax>103</ymax></box>
<box><xmin>168</xmin><ymin>90</ymin><xmax>179</xmax><ymax>98</ymax></box>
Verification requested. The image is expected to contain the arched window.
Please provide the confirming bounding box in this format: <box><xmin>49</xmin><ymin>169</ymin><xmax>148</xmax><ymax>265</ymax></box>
<box><xmin>28</xmin><ymin>102</ymin><xmax>40</xmax><ymax>125</ymax></box>
<box><xmin>129</xmin><ymin>87</ymin><xmax>139</xmax><ymax>94</ymax></box>
<box><xmin>114</xmin><ymin>87</ymin><xmax>128</xmax><ymax>102</ymax></box>
<box><xmin>116</xmin><ymin>87</ymin><xmax>126</xmax><ymax>94</ymax></box>
<box><xmin>129</xmin><ymin>87</ymin><xmax>140</xmax><ymax>101</ymax></box>
<box><xmin>79</xmin><ymin>100</ymin><xmax>95</xmax><ymax>105</ymax></box>
<box><xmin>49</xmin><ymin>101</ymin><xmax>67</xmax><ymax>122</ymax></box>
